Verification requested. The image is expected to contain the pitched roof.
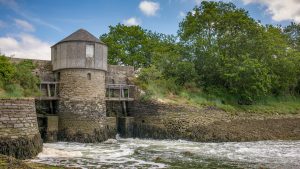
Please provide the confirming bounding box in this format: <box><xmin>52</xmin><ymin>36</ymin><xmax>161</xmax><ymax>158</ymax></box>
<box><xmin>52</xmin><ymin>29</ymin><xmax>105</xmax><ymax>46</ymax></box>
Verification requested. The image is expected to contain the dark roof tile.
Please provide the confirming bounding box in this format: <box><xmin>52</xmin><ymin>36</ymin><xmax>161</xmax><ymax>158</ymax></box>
<box><xmin>52</xmin><ymin>29</ymin><xmax>104</xmax><ymax>46</ymax></box>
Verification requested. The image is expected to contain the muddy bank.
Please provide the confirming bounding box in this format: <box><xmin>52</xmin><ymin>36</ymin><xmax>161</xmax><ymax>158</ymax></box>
<box><xmin>127</xmin><ymin>101</ymin><xmax>300</xmax><ymax>142</ymax></box>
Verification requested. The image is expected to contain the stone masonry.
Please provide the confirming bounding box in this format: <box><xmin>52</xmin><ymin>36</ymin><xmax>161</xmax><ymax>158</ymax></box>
<box><xmin>0</xmin><ymin>98</ymin><xmax>42</xmax><ymax>159</ymax></box>
<box><xmin>57</xmin><ymin>69</ymin><xmax>112</xmax><ymax>142</ymax></box>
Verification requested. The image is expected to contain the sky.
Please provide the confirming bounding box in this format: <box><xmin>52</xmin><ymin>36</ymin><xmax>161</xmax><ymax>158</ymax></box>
<box><xmin>0</xmin><ymin>0</ymin><xmax>300</xmax><ymax>60</ymax></box>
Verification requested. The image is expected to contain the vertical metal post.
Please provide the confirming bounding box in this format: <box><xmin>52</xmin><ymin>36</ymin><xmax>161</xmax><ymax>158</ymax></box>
<box><xmin>47</xmin><ymin>83</ymin><xmax>51</xmax><ymax>97</ymax></box>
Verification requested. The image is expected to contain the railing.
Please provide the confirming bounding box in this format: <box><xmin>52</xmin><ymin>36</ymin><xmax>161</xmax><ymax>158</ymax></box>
<box><xmin>37</xmin><ymin>81</ymin><xmax>60</xmax><ymax>100</ymax></box>
<box><xmin>106</xmin><ymin>84</ymin><xmax>136</xmax><ymax>101</ymax></box>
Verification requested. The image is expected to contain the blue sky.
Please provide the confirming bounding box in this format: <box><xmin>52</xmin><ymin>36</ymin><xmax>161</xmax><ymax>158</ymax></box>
<box><xmin>0</xmin><ymin>0</ymin><xmax>299</xmax><ymax>60</ymax></box>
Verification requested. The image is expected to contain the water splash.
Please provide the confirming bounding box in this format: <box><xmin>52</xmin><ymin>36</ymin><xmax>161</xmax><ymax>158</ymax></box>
<box><xmin>32</xmin><ymin>139</ymin><xmax>300</xmax><ymax>169</ymax></box>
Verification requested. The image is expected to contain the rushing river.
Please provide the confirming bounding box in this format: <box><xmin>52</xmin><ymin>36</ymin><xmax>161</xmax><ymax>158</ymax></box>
<box><xmin>32</xmin><ymin>137</ymin><xmax>300</xmax><ymax>169</ymax></box>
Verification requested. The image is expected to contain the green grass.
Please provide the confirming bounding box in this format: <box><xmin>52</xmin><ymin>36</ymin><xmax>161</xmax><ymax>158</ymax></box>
<box><xmin>239</xmin><ymin>96</ymin><xmax>300</xmax><ymax>114</ymax></box>
<box><xmin>0</xmin><ymin>85</ymin><xmax>24</xmax><ymax>98</ymax></box>
<box><xmin>140</xmin><ymin>82</ymin><xmax>300</xmax><ymax>114</ymax></box>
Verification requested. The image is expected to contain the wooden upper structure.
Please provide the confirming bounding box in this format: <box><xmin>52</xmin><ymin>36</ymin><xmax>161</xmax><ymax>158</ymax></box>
<box><xmin>51</xmin><ymin>29</ymin><xmax>108</xmax><ymax>71</ymax></box>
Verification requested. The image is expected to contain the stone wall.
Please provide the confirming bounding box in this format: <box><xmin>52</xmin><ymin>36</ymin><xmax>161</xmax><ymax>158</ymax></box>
<box><xmin>127</xmin><ymin>101</ymin><xmax>300</xmax><ymax>142</ymax></box>
<box><xmin>57</xmin><ymin>68</ymin><xmax>115</xmax><ymax>142</ymax></box>
<box><xmin>0</xmin><ymin>98</ymin><xmax>42</xmax><ymax>159</ymax></box>
<box><xmin>106</xmin><ymin>65</ymin><xmax>134</xmax><ymax>84</ymax></box>
<box><xmin>58</xmin><ymin>68</ymin><xmax>106</xmax><ymax>99</ymax></box>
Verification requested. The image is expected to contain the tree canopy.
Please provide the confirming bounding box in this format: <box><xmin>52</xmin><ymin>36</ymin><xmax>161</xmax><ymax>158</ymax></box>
<box><xmin>101</xmin><ymin>1</ymin><xmax>300</xmax><ymax>104</ymax></box>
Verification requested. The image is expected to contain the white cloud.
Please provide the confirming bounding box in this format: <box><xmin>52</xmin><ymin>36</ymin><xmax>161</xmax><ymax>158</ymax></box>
<box><xmin>243</xmin><ymin>0</ymin><xmax>300</xmax><ymax>23</ymax></box>
<box><xmin>139</xmin><ymin>1</ymin><xmax>160</xmax><ymax>16</ymax></box>
<box><xmin>0</xmin><ymin>34</ymin><xmax>51</xmax><ymax>60</ymax></box>
<box><xmin>14</xmin><ymin>19</ymin><xmax>35</xmax><ymax>32</ymax></box>
<box><xmin>123</xmin><ymin>17</ymin><xmax>141</xmax><ymax>26</ymax></box>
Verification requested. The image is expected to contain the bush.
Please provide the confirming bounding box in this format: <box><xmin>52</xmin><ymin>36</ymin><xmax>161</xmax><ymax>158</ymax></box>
<box><xmin>137</xmin><ymin>65</ymin><xmax>162</xmax><ymax>84</ymax></box>
<box><xmin>0</xmin><ymin>56</ymin><xmax>16</xmax><ymax>83</ymax></box>
<box><xmin>0</xmin><ymin>55</ymin><xmax>40</xmax><ymax>98</ymax></box>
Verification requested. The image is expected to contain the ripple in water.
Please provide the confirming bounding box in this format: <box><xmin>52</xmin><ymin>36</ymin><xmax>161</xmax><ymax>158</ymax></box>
<box><xmin>32</xmin><ymin>138</ymin><xmax>300</xmax><ymax>169</ymax></box>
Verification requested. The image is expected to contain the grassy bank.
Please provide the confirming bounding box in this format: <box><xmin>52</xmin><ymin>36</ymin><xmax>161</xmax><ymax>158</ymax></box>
<box><xmin>139</xmin><ymin>81</ymin><xmax>300</xmax><ymax>115</ymax></box>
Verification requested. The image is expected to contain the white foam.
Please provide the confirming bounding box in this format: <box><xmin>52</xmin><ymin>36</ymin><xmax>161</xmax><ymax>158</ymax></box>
<box><xmin>38</xmin><ymin>147</ymin><xmax>82</xmax><ymax>158</ymax></box>
<box><xmin>33</xmin><ymin>139</ymin><xmax>300</xmax><ymax>169</ymax></box>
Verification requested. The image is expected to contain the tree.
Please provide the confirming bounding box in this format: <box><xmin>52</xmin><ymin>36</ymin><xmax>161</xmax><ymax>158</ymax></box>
<box><xmin>0</xmin><ymin>55</ymin><xmax>16</xmax><ymax>85</ymax></box>
<box><xmin>220</xmin><ymin>55</ymin><xmax>271</xmax><ymax>104</ymax></box>
<box><xmin>100</xmin><ymin>24</ymin><xmax>151</xmax><ymax>68</ymax></box>
<box><xmin>177</xmin><ymin>1</ymin><xmax>299</xmax><ymax>103</ymax></box>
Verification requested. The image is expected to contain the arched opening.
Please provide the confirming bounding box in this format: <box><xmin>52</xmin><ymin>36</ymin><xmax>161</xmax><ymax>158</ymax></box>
<box><xmin>87</xmin><ymin>73</ymin><xmax>91</xmax><ymax>80</ymax></box>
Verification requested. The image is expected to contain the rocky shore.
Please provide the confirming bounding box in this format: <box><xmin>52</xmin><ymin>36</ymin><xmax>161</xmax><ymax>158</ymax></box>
<box><xmin>129</xmin><ymin>101</ymin><xmax>300</xmax><ymax>142</ymax></box>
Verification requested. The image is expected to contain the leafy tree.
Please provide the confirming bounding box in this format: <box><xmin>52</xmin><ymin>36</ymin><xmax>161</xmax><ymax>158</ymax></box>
<box><xmin>177</xmin><ymin>1</ymin><xmax>298</xmax><ymax>103</ymax></box>
<box><xmin>100</xmin><ymin>24</ymin><xmax>151</xmax><ymax>68</ymax></box>
<box><xmin>219</xmin><ymin>55</ymin><xmax>271</xmax><ymax>104</ymax></box>
<box><xmin>0</xmin><ymin>55</ymin><xmax>16</xmax><ymax>84</ymax></box>
<box><xmin>101</xmin><ymin>1</ymin><xmax>300</xmax><ymax>105</ymax></box>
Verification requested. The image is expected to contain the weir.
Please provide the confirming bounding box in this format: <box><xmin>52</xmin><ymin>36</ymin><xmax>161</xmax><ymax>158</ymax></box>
<box><xmin>105</xmin><ymin>84</ymin><xmax>136</xmax><ymax>137</ymax></box>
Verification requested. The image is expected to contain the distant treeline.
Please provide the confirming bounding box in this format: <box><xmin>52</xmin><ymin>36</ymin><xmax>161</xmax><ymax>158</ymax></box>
<box><xmin>0</xmin><ymin>55</ymin><xmax>40</xmax><ymax>98</ymax></box>
<box><xmin>101</xmin><ymin>1</ymin><xmax>300</xmax><ymax>104</ymax></box>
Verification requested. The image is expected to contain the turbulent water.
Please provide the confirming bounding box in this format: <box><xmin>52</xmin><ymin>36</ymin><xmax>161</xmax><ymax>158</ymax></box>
<box><xmin>32</xmin><ymin>137</ymin><xmax>300</xmax><ymax>169</ymax></box>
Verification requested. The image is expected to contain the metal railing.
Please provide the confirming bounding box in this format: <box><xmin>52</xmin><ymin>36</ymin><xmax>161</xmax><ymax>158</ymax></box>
<box><xmin>106</xmin><ymin>84</ymin><xmax>136</xmax><ymax>101</ymax></box>
<box><xmin>37</xmin><ymin>81</ymin><xmax>60</xmax><ymax>100</ymax></box>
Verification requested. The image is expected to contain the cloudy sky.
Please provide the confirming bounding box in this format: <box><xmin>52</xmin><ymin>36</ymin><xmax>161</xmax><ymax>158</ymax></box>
<box><xmin>0</xmin><ymin>0</ymin><xmax>299</xmax><ymax>60</ymax></box>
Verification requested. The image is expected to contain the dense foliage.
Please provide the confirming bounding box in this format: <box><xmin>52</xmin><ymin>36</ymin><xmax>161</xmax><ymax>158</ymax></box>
<box><xmin>101</xmin><ymin>1</ymin><xmax>300</xmax><ymax>105</ymax></box>
<box><xmin>0</xmin><ymin>55</ymin><xmax>40</xmax><ymax>98</ymax></box>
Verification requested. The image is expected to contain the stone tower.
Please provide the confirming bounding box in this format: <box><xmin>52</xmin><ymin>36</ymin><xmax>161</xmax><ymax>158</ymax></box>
<box><xmin>51</xmin><ymin>29</ymin><xmax>111</xmax><ymax>142</ymax></box>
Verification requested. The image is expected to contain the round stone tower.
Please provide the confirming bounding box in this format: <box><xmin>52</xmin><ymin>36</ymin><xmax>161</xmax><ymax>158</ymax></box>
<box><xmin>51</xmin><ymin>29</ymin><xmax>111</xmax><ymax>142</ymax></box>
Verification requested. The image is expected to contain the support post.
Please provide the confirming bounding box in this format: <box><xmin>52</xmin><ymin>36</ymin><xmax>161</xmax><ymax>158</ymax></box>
<box><xmin>47</xmin><ymin>84</ymin><xmax>51</xmax><ymax>97</ymax></box>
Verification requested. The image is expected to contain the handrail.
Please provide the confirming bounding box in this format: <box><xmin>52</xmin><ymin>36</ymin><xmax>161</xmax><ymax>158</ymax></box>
<box><xmin>106</xmin><ymin>84</ymin><xmax>135</xmax><ymax>87</ymax></box>
<box><xmin>106</xmin><ymin>84</ymin><xmax>136</xmax><ymax>101</ymax></box>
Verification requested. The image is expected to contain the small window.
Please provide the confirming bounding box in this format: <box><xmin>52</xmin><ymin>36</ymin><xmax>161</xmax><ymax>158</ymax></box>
<box><xmin>87</xmin><ymin>73</ymin><xmax>91</xmax><ymax>80</ymax></box>
<box><xmin>86</xmin><ymin>44</ymin><xmax>94</xmax><ymax>58</ymax></box>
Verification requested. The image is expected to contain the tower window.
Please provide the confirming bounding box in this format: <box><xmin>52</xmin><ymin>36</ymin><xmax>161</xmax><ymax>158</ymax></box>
<box><xmin>86</xmin><ymin>44</ymin><xmax>94</xmax><ymax>58</ymax></box>
<box><xmin>87</xmin><ymin>73</ymin><xmax>91</xmax><ymax>80</ymax></box>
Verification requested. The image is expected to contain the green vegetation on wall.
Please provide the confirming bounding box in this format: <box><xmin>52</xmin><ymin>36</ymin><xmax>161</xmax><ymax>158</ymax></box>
<box><xmin>101</xmin><ymin>1</ymin><xmax>300</xmax><ymax>110</ymax></box>
<box><xmin>0</xmin><ymin>55</ymin><xmax>40</xmax><ymax>98</ymax></box>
